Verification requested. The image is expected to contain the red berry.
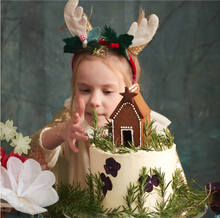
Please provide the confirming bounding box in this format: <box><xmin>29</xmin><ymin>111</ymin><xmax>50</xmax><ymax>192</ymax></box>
<box><xmin>115</xmin><ymin>43</ymin><xmax>119</xmax><ymax>49</ymax></box>
<box><xmin>110</xmin><ymin>43</ymin><xmax>115</xmax><ymax>48</ymax></box>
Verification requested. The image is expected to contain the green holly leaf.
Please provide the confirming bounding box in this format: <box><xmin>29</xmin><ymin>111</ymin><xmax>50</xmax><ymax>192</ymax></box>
<box><xmin>88</xmin><ymin>27</ymin><xmax>100</xmax><ymax>45</ymax></box>
<box><xmin>88</xmin><ymin>44</ymin><xmax>101</xmax><ymax>53</ymax></box>
<box><xmin>63</xmin><ymin>36</ymin><xmax>83</xmax><ymax>54</ymax></box>
<box><xmin>118</xmin><ymin>34</ymin><xmax>133</xmax><ymax>48</ymax></box>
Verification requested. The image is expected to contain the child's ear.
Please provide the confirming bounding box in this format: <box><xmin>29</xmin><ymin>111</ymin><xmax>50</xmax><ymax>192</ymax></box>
<box><xmin>129</xmin><ymin>83</ymin><xmax>140</xmax><ymax>92</ymax></box>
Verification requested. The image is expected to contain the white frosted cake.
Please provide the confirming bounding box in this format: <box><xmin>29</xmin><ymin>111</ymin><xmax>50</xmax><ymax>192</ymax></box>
<box><xmin>89</xmin><ymin>144</ymin><xmax>176</xmax><ymax>211</ymax></box>
<box><xmin>89</xmin><ymin>87</ymin><xmax>181</xmax><ymax>212</ymax></box>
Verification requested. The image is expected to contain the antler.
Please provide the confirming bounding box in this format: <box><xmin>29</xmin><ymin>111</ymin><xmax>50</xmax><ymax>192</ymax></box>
<box><xmin>64</xmin><ymin>0</ymin><xmax>87</xmax><ymax>37</ymax></box>
<box><xmin>127</xmin><ymin>14</ymin><xmax>159</xmax><ymax>55</ymax></box>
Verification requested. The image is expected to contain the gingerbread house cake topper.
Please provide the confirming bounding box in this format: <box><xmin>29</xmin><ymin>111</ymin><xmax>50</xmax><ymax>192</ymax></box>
<box><xmin>110</xmin><ymin>86</ymin><xmax>151</xmax><ymax>147</ymax></box>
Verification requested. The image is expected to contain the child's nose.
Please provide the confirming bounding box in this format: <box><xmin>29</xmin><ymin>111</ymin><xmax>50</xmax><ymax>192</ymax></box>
<box><xmin>90</xmin><ymin>93</ymin><xmax>101</xmax><ymax>108</ymax></box>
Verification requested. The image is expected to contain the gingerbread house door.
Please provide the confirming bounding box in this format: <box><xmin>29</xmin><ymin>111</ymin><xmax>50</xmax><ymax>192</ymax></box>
<box><xmin>121</xmin><ymin>127</ymin><xmax>134</xmax><ymax>147</ymax></box>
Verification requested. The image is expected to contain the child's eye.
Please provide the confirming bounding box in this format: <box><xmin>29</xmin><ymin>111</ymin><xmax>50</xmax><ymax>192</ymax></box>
<box><xmin>104</xmin><ymin>90</ymin><xmax>113</xmax><ymax>94</ymax></box>
<box><xmin>80</xmin><ymin>89</ymin><xmax>90</xmax><ymax>93</ymax></box>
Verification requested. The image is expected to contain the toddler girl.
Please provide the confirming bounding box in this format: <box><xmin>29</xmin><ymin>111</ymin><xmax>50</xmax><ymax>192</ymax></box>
<box><xmin>28</xmin><ymin>0</ymin><xmax>185</xmax><ymax>188</ymax></box>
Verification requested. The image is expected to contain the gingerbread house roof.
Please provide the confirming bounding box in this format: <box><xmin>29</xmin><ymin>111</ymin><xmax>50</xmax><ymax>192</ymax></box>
<box><xmin>110</xmin><ymin>87</ymin><xmax>151</xmax><ymax>122</ymax></box>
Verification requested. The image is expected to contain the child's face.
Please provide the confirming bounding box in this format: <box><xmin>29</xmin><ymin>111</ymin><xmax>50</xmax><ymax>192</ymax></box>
<box><xmin>75</xmin><ymin>58</ymin><xmax>126</xmax><ymax>128</ymax></box>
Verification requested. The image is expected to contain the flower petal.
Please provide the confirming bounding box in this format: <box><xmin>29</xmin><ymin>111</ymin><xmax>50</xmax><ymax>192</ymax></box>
<box><xmin>106</xmin><ymin>157</ymin><xmax>114</xmax><ymax>166</ymax></box>
<box><xmin>0</xmin><ymin>166</ymin><xmax>12</xmax><ymax>190</ymax></box>
<box><xmin>24</xmin><ymin>187</ymin><xmax>59</xmax><ymax>207</ymax></box>
<box><xmin>5</xmin><ymin>194</ymin><xmax>48</xmax><ymax>215</ymax></box>
<box><xmin>105</xmin><ymin>177</ymin><xmax>112</xmax><ymax>191</ymax></box>
<box><xmin>0</xmin><ymin>189</ymin><xmax>21</xmax><ymax>209</ymax></box>
<box><xmin>2</xmin><ymin>120</ymin><xmax>17</xmax><ymax>142</ymax></box>
<box><xmin>104</xmin><ymin>157</ymin><xmax>121</xmax><ymax>177</ymax></box>
<box><xmin>100</xmin><ymin>173</ymin><xmax>112</xmax><ymax>195</ymax></box>
<box><xmin>22</xmin><ymin>170</ymin><xmax>56</xmax><ymax>196</ymax></box>
<box><xmin>102</xmin><ymin>186</ymin><xmax>107</xmax><ymax>196</ymax></box>
<box><xmin>10</xmin><ymin>133</ymin><xmax>31</xmax><ymax>155</ymax></box>
<box><xmin>0</xmin><ymin>157</ymin><xmax>58</xmax><ymax>215</ymax></box>
<box><xmin>17</xmin><ymin>159</ymin><xmax>42</xmax><ymax>196</ymax></box>
<box><xmin>145</xmin><ymin>183</ymin><xmax>153</xmax><ymax>193</ymax></box>
<box><xmin>114</xmin><ymin>161</ymin><xmax>121</xmax><ymax>171</ymax></box>
<box><xmin>151</xmin><ymin>175</ymin><xmax>159</xmax><ymax>187</ymax></box>
<box><xmin>8</xmin><ymin>151</ymin><xmax>29</xmax><ymax>163</ymax></box>
<box><xmin>101</xmin><ymin>173</ymin><xmax>106</xmax><ymax>182</ymax></box>
<box><xmin>7</xmin><ymin>157</ymin><xmax>23</xmax><ymax>192</ymax></box>
<box><xmin>104</xmin><ymin>165</ymin><xmax>110</xmax><ymax>174</ymax></box>
<box><xmin>111</xmin><ymin>169</ymin><xmax>117</xmax><ymax>177</ymax></box>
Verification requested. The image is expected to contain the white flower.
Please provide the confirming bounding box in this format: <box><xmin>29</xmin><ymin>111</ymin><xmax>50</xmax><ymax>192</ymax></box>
<box><xmin>0</xmin><ymin>157</ymin><xmax>59</xmax><ymax>215</ymax></box>
<box><xmin>0</xmin><ymin>120</ymin><xmax>17</xmax><ymax>142</ymax></box>
<box><xmin>10</xmin><ymin>133</ymin><xmax>31</xmax><ymax>155</ymax></box>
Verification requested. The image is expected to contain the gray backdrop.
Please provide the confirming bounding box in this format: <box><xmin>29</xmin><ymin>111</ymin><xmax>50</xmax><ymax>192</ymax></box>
<box><xmin>1</xmin><ymin>1</ymin><xmax>220</xmax><ymax>216</ymax></box>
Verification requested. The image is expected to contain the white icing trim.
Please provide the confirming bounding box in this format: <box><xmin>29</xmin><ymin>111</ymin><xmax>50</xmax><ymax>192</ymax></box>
<box><xmin>129</xmin><ymin>84</ymin><xmax>138</xmax><ymax>92</ymax></box>
<box><xmin>120</xmin><ymin>127</ymin><xmax>134</xmax><ymax>145</ymax></box>
<box><xmin>112</xmin><ymin>120</ymin><xmax>115</xmax><ymax>144</ymax></box>
<box><xmin>139</xmin><ymin>120</ymin><xmax>142</xmax><ymax>146</ymax></box>
<box><xmin>112</xmin><ymin>102</ymin><xmax>141</xmax><ymax>120</ymax></box>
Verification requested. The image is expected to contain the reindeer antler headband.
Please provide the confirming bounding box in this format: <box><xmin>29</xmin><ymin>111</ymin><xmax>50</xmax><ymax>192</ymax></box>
<box><xmin>63</xmin><ymin>0</ymin><xmax>159</xmax><ymax>84</ymax></box>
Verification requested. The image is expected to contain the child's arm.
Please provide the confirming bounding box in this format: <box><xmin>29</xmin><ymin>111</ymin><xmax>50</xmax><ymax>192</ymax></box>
<box><xmin>41</xmin><ymin>98</ymin><xmax>88</xmax><ymax>153</ymax></box>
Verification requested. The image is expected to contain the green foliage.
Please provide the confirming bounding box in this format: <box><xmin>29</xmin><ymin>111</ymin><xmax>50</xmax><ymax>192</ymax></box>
<box><xmin>44</xmin><ymin>175</ymin><xmax>104</xmax><ymax>218</ymax></box>
<box><xmin>120</xmin><ymin>167</ymin><xmax>209</xmax><ymax>218</ymax></box>
<box><xmin>123</xmin><ymin>183</ymin><xmax>138</xmax><ymax>213</ymax></box>
<box><xmin>143</xmin><ymin>119</ymin><xmax>174</xmax><ymax>151</ymax></box>
<box><xmin>101</xmin><ymin>25</ymin><xmax>133</xmax><ymax>48</ymax></box>
<box><xmin>90</xmin><ymin>109</ymin><xmax>117</xmax><ymax>153</ymax></box>
<box><xmin>90</xmin><ymin>110</ymin><xmax>174</xmax><ymax>153</ymax></box>
<box><xmin>101</xmin><ymin>25</ymin><xmax>118</xmax><ymax>42</ymax></box>
<box><xmin>44</xmin><ymin>168</ymin><xmax>209</xmax><ymax>218</ymax></box>
<box><xmin>86</xmin><ymin>172</ymin><xmax>105</xmax><ymax>206</ymax></box>
<box><xmin>101</xmin><ymin>25</ymin><xmax>133</xmax><ymax>58</ymax></box>
<box><xmin>63</xmin><ymin>36</ymin><xmax>83</xmax><ymax>54</ymax></box>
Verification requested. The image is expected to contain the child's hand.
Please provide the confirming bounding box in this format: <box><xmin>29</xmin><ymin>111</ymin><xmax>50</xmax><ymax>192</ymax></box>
<box><xmin>63</xmin><ymin>98</ymin><xmax>88</xmax><ymax>153</ymax></box>
<box><xmin>41</xmin><ymin>98</ymin><xmax>88</xmax><ymax>153</ymax></box>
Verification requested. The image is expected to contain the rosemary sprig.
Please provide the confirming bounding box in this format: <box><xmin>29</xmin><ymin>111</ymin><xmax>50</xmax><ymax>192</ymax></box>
<box><xmin>44</xmin><ymin>168</ymin><xmax>210</xmax><ymax>218</ymax></box>
<box><xmin>44</xmin><ymin>175</ymin><xmax>105</xmax><ymax>218</ymax></box>
<box><xmin>123</xmin><ymin>182</ymin><xmax>138</xmax><ymax>213</ymax></box>
<box><xmin>90</xmin><ymin>110</ymin><xmax>174</xmax><ymax>154</ymax></box>
<box><xmin>143</xmin><ymin>119</ymin><xmax>174</xmax><ymax>151</ymax></box>
<box><xmin>86</xmin><ymin>172</ymin><xmax>105</xmax><ymax>206</ymax></box>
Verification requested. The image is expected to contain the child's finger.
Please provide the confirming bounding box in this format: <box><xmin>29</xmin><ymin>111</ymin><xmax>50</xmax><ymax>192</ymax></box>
<box><xmin>72</xmin><ymin>132</ymin><xmax>88</xmax><ymax>142</ymax></box>
<box><xmin>69</xmin><ymin>139</ymin><xmax>79</xmax><ymax>153</ymax></box>
<box><xmin>72</xmin><ymin>113</ymin><xmax>81</xmax><ymax>125</ymax></box>
<box><xmin>77</xmin><ymin>98</ymin><xmax>85</xmax><ymax>118</ymax></box>
<box><xmin>69</xmin><ymin>134</ymin><xmax>88</xmax><ymax>153</ymax></box>
<box><xmin>71</xmin><ymin>124</ymin><xmax>85</xmax><ymax>134</ymax></box>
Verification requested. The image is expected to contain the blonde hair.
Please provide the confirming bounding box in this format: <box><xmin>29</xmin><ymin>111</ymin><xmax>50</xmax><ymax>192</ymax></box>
<box><xmin>69</xmin><ymin>9</ymin><xmax>145</xmax><ymax>112</ymax></box>
<box><xmin>69</xmin><ymin>47</ymin><xmax>141</xmax><ymax>112</ymax></box>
